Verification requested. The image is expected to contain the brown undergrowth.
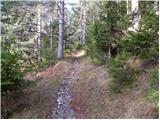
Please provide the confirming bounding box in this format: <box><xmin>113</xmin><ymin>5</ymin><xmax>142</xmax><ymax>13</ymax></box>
<box><xmin>69</xmin><ymin>57</ymin><xmax>158</xmax><ymax>119</ymax></box>
<box><xmin>7</xmin><ymin>54</ymin><xmax>158</xmax><ymax>119</ymax></box>
<box><xmin>8</xmin><ymin>60</ymin><xmax>71</xmax><ymax>119</ymax></box>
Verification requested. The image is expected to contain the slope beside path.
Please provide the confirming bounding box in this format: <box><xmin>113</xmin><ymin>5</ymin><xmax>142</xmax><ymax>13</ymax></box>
<box><xmin>10</xmin><ymin>51</ymin><xmax>156</xmax><ymax>119</ymax></box>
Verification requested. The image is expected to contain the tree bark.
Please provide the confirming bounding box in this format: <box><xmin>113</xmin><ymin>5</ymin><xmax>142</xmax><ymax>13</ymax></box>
<box><xmin>37</xmin><ymin>6</ymin><xmax>41</xmax><ymax>61</ymax></box>
<box><xmin>83</xmin><ymin>1</ymin><xmax>86</xmax><ymax>45</ymax></box>
<box><xmin>108</xmin><ymin>44</ymin><xmax>111</xmax><ymax>59</ymax></box>
<box><xmin>131</xmin><ymin>0</ymin><xmax>139</xmax><ymax>31</ymax></box>
<box><xmin>154</xmin><ymin>0</ymin><xmax>159</xmax><ymax>15</ymax></box>
<box><xmin>50</xmin><ymin>15</ymin><xmax>53</xmax><ymax>51</ymax></box>
<box><xmin>57</xmin><ymin>0</ymin><xmax>64</xmax><ymax>60</ymax></box>
<box><xmin>79</xmin><ymin>0</ymin><xmax>86</xmax><ymax>45</ymax></box>
<box><xmin>126</xmin><ymin>0</ymin><xmax>129</xmax><ymax>14</ymax></box>
<box><xmin>79</xmin><ymin>2</ymin><xmax>83</xmax><ymax>45</ymax></box>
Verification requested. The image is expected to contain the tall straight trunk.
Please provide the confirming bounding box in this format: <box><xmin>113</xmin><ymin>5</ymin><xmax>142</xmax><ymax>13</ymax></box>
<box><xmin>154</xmin><ymin>0</ymin><xmax>159</xmax><ymax>15</ymax></box>
<box><xmin>37</xmin><ymin>7</ymin><xmax>41</xmax><ymax>61</ymax></box>
<box><xmin>126</xmin><ymin>0</ymin><xmax>129</xmax><ymax>14</ymax></box>
<box><xmin>50</xmin><ymin>23</ymin><xmax>53</xmax><ymax>50</ymax></box>
<box><xmin>57</xmin><ymin>0</ymin><xmax>64</xmax><ymax>60</ymax></box>
<box><xmin>79</xmin><ymin>2</ymin><xmax>83</xmax><ymax>45</ymax></box>
<box><xmin>116</xmin><ymin>0</ymin><xmax>119</xmax><ymax>3</ymax></box>
<box><xmin>82</xmin><ymin>1</ymin><xmax>86</xmax><ymax>45</ymax></box>
<box><xmin>50</xmin><ymin>15</ymin><xmax>53</xmax><ymax>51</ymax></box>
<box><xmin>131</xmin><ymin>0</ymin><xmax>139</xmax><ymax>31</ymax></box>
<box><xmin>79</xmin><ymin>0</ymin><xmax>86</xmax><ymax>45</ymax></box>
<box><xmin>108</xmin><ymin>44</ymin><xmax>111</xmax><ymax>59</ymax></box>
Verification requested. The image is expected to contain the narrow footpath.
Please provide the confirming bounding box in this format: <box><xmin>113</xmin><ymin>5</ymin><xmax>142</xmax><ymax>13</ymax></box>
<box><xmin>53</xmin><ymin>57</ymin><xmax>79</xmax><ymax>119</ymax></box>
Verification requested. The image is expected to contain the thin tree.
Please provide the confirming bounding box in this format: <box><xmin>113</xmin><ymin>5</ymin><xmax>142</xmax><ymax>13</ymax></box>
<box><xmin>50</xmin><ymin>14</ymin><xmax>53</xmax><ymax>51</ymax></box>
<box><xmin>126</xmin><ymin>0</ymin><xmax>130</xmax><ymax>14</ymax></box>
<box><xmin>131</xmin><ymin>0</ymin><xmax>139</xmax><ymax>31</ymax></box>
<box><xmin>57</xmin><ymin>0</ymin><xmax>65</xmax><ymax>60</ymax></box>
<box><xmin>79</xmin><ymin>0</ymin><xmax>86</xmax><ymax>45</ymax></box>
<box><xmin>37</xmin><ymin>4</ymin><xmax>41</xmax><ymax>61</ymax></box>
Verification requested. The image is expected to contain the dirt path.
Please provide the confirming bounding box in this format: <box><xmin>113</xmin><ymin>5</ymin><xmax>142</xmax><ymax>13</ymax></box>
<box><xmin>52</xmin><ymin>56</ymin><xmax>125</xmax><ymax>119</ymax></box>
<box><xmin>51</xmin><ymin>56</ymin><xmax>155</xmax><ymax>119</ymax></box>
<box><xmin>8</xmin><ymin>60</ymin><xmax>71</xmax><ymax>119</ymax></box>
<box><xmin>52</xmin><ymin>57</ymin><xmax>80</xmax><ymax>119</ymax></box>
<box><xmin>8</xmin><ymin>53</ymin><xmax>157</xmax><ymax>119</ymax></box>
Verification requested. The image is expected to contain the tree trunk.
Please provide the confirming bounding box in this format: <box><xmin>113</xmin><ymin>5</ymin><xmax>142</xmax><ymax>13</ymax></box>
<box><xmin>79</xmin><ymin>0</ymin><xmax>86</xmax><ymax>46</ymax></box>
<box><xmin>50</xmin><ymin>15</ymin><xmax>53</xmax><ymax>51</ymax></box>
<box><xmin>154</xmin><ymin>0</ymin><xmax>159</xmax><ymax>15</ymax></box>
<box><xmin>126</xmin><ymin>0</ymin><xmax>129</xmax><ymax>14</ymax></box>
<box><xmin>79</xmin><ymin>2</ymin><xmax>83</xmax><ymax>45</ymax></box>
<box><xmin>83</xmin><ymin>1</ymin><xmax>86</xmax><ymax>45</ymax></box>
<box><xmin>57</xmin><ymin>0</ymin><xmax>64</xmax><ymax>60</ymax></box>
<box><xmin>131</xmin><ymin>0</ymin><xmax>139</xmax><ymax>31</ymax></box>
<box><xmin>108</xmin><ymin>44</ymin><xmax>111</xmax><ymax>59</ymax></box>
<box><xmin>37</xmin><ymin>6</ymin><xmax>41</xmax><ymax>61</ymax></box>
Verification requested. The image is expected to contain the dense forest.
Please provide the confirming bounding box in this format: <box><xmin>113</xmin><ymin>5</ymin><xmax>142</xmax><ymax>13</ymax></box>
<box><xmin>1</xmin><ymin>0</ymin><xmax>159</xmax><ymax>119</ymax></box>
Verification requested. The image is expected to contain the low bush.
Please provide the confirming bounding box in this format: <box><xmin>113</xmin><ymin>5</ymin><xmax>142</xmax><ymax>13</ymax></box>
<box><xmin>1</xmin><ymin>48</ymin><xmax>26</xmax><ymax>118</ymax></box>
<box><xmin>1</xmin><ymin>49</ymin><xmax>24</xmax><ymax>93</ymax></box>
<box><xmin>39</xmin><ymin>48</ymin><xmax>56</xmax><ymax>70</ymax></box>
<box><xmin>146</xmin><ymin>66</ymin><xmax>159</xmax><ymax>106</ymax></box>
<box><xmin>149</xmin><ymin>66</ymin><xmax>159</xmax><ymax>89</ymax></box>
<box><xmin>75</xmin><ymin>43</ymin><xmax>83</xmax><ymax>50</ymax></box>
<box><xmin>106</xmin><ymin>53</ymin><xmax>135</xmax><ymax>93</ymax></box>
<box><xmin>118</xmin><ymin>31</ymin><xmax>158</xmax><ymax>60</ymax></box>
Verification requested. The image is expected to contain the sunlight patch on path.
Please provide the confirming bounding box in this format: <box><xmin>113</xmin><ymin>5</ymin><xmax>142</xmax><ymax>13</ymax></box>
<box><xmin>72</xmin><ymin>50</ymin><xmax>86</xmax><ymax>58</ymax></box>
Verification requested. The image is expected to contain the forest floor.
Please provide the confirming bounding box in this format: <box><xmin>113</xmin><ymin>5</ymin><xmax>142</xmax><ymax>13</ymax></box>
<box><xmin>9</xmin><ymin>50</ymin><xmax>157</xmax><ymax>119</ymax></box>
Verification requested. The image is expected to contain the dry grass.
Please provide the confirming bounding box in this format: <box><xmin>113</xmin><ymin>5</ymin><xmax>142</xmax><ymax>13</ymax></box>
<box><xmin>69</xmin><ymin>57</ymin><xmax>126</xmax><ymax>118</ymax></box>
<box><xmin>122</xmin><ymin>72</ymin><xmax>158</xmax><ymax>119</ymax></box>
<box><xmin>9</xmin><ymin>60</ymin><xmax>71</xmax><ymax>119</ymax></box>
<box><xmin>8</xmin><ymin>56</ymin><xmax>158</xmax><ymax>119</ymax></box>
<box><xmin>69</xmin><ymin>57</ymin><xmax>158</xmax><ymax>119</ymax></box>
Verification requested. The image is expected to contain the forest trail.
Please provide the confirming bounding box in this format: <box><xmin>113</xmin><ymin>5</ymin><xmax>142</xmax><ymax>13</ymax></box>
<box><xmin>9</xmin><ymin>50</ymin><xmax>156</xmax><ymax>119</ymax></box>
<box><xmin>52</xmin><ymin>51</ymin><xmax>126</xmax><ymax>118</ymax></box>
<box><xmin>52</xmin><ymin>57</ymin><xmax>80</xmax><ymax>119</ymax></box>
<box><xmin>2</xmin><ymin>0</ymin><xmax>158</xmax><ymax>119</ymax></box>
